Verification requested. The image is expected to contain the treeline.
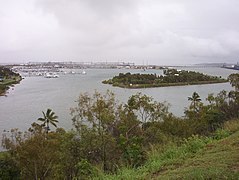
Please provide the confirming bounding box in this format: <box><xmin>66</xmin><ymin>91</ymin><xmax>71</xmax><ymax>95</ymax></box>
<box><xmin>103</xmin><ymin>72</ymin><xmax>158</xmax><ymax>85</ymax></box>
<box><xmin>102</xmin><ymin>69</ymin><xmax>227</xmax><ymax>88</ymax></box>
<box><xmin>0</xmin><ymin>66</ymin><xmax>20</xmax><ymax>78</ymax></box>
<box><xmin>162</xmin><ymin>69</ymin><xmax>224</xmax><ymax>83</ymax></box>
<box><xmin>1</xmin><ymin>74</ymin><xmax>239</xmax><ymax>179</ymax></box>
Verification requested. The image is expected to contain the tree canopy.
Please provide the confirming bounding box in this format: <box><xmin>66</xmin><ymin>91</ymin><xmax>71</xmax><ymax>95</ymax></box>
<box><xmin>102</xmin><ymin>69</ymin><xmax>227</xmax><ymax>88</ymax></box>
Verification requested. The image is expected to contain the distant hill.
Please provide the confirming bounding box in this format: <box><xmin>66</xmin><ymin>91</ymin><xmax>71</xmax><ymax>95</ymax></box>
<box><xmin>194</xmin><ymin>63</ymin><xmax>229</xmax><ymax>67</ymax></box>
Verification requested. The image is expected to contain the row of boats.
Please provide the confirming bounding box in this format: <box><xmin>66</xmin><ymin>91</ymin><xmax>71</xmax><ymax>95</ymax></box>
<box><xmin>19</xmin><ymin>69</ymin><xmax>87</xmax><ymax>78</ymax></box>
<box><xmin>44</xmin><ymin>70</ymin><xmax>86</xmax><ymax>78</ymax></box>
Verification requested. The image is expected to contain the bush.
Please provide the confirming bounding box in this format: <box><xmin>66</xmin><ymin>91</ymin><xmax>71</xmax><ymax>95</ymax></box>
<box><xmin>182</xmin><ymin>135</ymin><xmax>211</xmax><ymax>154</ymax></box>
<box><xmin>76</xmin><ymin>159</ymin><xmax>99</xmax><ymax>179</ymax></box>
<box><xmin>0</xmin><ymin>154</ymin><xmax>20</xmax><ymax>179</ymax></box>
<box><xmin>213</xmin><ymin>129</ymin><xmax>230</xmax><ymax>140</ymax></box>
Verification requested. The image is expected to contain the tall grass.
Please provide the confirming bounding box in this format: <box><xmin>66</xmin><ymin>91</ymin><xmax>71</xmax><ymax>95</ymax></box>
<box><xmin>98</xmin><ymin>135</ymin><xmax>215</xmax><ymax>180</ymax></box>
<box><xmin>223</xmin><ymin>119</ymin><xmax>239</xmax><ymax>133</ymax></box>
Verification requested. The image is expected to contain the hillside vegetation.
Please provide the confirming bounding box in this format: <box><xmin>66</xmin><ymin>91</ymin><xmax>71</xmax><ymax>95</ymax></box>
<box><xmin>101</xmin><ymin>123</ymin><xmax>239</xmax><ymax>179</ymax></box>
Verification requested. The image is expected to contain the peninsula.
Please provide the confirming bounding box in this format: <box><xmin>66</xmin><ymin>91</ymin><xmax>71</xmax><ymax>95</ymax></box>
<box><xmin>102</xmin><ymin>69</ymin><xmax>228</xmax><ymax>88</ymax></box>
<box><xmin>0</xmin><ymin>66</ymin><xmax>22</xmax><ymax>95</ymax></box>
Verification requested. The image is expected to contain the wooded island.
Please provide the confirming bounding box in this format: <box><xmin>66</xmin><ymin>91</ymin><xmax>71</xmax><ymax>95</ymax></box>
<box><xmin>102</xmin><ymin>69</ymin><xmax>228</xmax><ymax>88</ymax></box>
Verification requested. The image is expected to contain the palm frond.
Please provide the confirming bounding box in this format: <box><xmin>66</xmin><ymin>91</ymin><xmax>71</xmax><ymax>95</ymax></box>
<box><xmin>46</xmin><ymin>108</ymin><xmax>52</xmax><ymax>116</ymax></box>
<box><xmin>51</xmin><ymin>122</ymin><xmax>57</xmax><ymax>127</ymax></box>
<box><xmin>38</xmin><ymin>117</ymin><xmax>45</xmax><ymax>122</ymax></box>
<box><xmin>51</xmin><ymin>118</ymin><xmax>59</xmax><ymax>123</ymax></box>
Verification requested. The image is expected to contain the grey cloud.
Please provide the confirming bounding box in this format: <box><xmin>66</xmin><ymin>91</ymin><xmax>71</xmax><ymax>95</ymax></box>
<box><xmin>0</xmin><ymin>0</ymin><xmax>239</xmax><ymax>64</ymax></box>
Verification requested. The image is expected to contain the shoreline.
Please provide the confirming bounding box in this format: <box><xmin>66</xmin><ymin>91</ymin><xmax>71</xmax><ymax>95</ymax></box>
<box><xmin>0</xmin><ymin>77</ymin><xmax>22</xmax><ymax>96</ymax></box>
<box><xmin>106</xmin><ymin>80</ymin><xmax>228</xmax><ymax>89</ymax></box>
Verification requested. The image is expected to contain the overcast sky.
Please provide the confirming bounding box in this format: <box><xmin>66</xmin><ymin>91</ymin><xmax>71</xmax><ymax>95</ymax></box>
<box><xmin>0</xmin><ymin>0</ymin><xmax>239</xmax><ymax>65</ymax></box>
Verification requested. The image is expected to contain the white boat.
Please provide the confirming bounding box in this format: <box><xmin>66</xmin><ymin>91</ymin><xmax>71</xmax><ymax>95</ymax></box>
<box><xmin>81</xmin><ymin>70</ymin><xmax>86</xmax><ymax>75</ymax></box>
<box><xmin>44</xmin><ymin>73</ymin><xmax>59</xmax><ymax>78</ymax></box>
<box><xmin>69</xmin><ymin>71</ymin><xmax>75</xmax><ymax>74</ymax></box>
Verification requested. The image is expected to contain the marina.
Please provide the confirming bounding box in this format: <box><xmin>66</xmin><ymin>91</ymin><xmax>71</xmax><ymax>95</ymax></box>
<box><xmin>0</xmin><ymin>67</ymin><xmax>235</xmax><ymax>134</ymax></box>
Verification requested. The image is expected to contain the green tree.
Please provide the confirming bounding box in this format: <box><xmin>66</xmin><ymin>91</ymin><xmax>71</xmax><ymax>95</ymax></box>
<box><xmin>2</xmin><ymin>123</ymin><xmax>61</xmax><ymax>179</ymax></box>
<box><xmin>127</xmin><ymin>92</ymin><xmax>169</xmax><ymax>123</ymax></box>
<box><xmin>71</xmin><ymin>90</ymin><xmax>119</xmax><ymax>172</ymax></box>
<box><xmin>228</xmin><ymin>73</ymin><xmax>239</xmax><ymax>91</ymax></box>
<box><xmin>38</xmin><ymin>109</ymin><xmax>58</xmax><ymax>133</ymax></box>
<box><xmin>117</xmin><ymin>93</ymin><xmax>170</xmax><ymax>166</ymax></box>
<box><xmin>116</xmin><ymin>105</ymin><xmax>145</xmax><ymax>167</ymax></box>
<box><xmin>0</xmin><ymin>154</ymin><xmax>20</xmax><ymax>179</ymax></box>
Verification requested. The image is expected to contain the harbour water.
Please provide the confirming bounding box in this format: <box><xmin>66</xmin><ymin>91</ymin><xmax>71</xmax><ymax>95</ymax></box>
<box><xmin>0</xmin><ymin>67</ymin><xmax>237</xmax><ymax>134</ymax></box>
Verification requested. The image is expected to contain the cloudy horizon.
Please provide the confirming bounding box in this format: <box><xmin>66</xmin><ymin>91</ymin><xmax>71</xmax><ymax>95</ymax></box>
<box><xmin>0</xmin><ymin>0</ymin><xmax>239</xmax><ymax>65</ymax></box>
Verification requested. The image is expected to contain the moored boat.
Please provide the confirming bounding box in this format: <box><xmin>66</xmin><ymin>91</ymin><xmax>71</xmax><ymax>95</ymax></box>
<box><xmin>44</xmin><ymin>72</ymin><xmax>59</xmax><ymax>78</ymax></box>
<box><xmin>222</xmin><ymin>63</ymin><xmax>239</xmax><ymax>70</ymax></box>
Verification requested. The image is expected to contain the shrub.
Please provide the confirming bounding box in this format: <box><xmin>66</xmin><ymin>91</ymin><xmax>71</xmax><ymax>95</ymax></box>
<box><xmin>213</xmin><ymin>129</ymin><xmax>230</xmax><ymax>140</ymax></box>
<box><xmin>182</xmin><ymin>135</ymin><xmax>209</xmax><ymax>154</ymax></box>
<box><xmin>76</xmin><ymin>159</ymin><xmax>99</xmax><ymax>179</ymax></box>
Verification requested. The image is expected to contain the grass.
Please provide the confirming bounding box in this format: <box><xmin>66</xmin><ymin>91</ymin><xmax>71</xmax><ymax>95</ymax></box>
<box><xmin>97</xmin><ymin>127</ymin><xmax>239</xmax><ymax>179</ymax></box>
<box><xmin>0</xmin><ymin>77</ymin><xmax>22</xmax><ymax>95</ymax></box>
<box><xmin>153</xmin><ymin>131</ymin><xmax>239</xmax><ymax>179</ymax></box>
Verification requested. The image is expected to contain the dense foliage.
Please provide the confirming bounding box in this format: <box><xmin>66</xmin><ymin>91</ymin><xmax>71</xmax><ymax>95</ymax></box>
<box><xmin>0</xmin><ymin>66</ymin><xmax>22</xmax><ymax>95</ymax></box>
<box><xmin>102</xmin><ymin>69</ymin><xmax>227</xmax><ymax>88</ymax></box>
<box><xmin>0</xmin><ymin>66</ymin><xmax>19</xmax><ymax>78</ymax></box>
<box><xmin>1</xmin><ymin>73</ymin><xmax>239</xmax><ymax>179</ymax></box>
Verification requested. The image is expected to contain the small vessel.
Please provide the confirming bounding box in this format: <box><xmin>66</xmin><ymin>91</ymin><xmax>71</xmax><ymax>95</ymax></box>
<box><xmin>44</xmin><ymin>72</ymin><xmax>59</xmax><ymax>78</ymax></box>
<box><xmin>69</xmin><ymin>71</ymin><xmax>75</xmax><ymax>74</ymax></box>
<box><xmin>81</xmin><ymin>70</ymin><xmax>86</xmax><ymax>75</ymax></box>
<box><xmin>222</xmin><ymin>63</ymin><xmax>239</xmax><ymax>70</ymax></box>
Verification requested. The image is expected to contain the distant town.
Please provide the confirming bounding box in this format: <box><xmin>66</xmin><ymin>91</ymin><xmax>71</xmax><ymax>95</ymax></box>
<box><xmin>4</xmin><ymin>61</ymin><xmax>166</xmax><ymax>69</ymax></box>
<box><xmin>2</xmin><ymin>61</ymin><xmax>168</xmax><ymax>77</ymax></box>
<box><xmin>0</xmin><ymin>61</ymin><xmax>238</xmax><ymax>78</ymax></box>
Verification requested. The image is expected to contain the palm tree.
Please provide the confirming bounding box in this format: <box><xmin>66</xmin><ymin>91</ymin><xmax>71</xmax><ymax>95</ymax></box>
<box><xmin>38</xmin><ymin>109</ymin><xmax>58</xmax><ymax>133</ymax></box>
<box><xmin>188</xmin><ymin>92</ymin><xmax>201</xmax><ymax>111</ymax></box>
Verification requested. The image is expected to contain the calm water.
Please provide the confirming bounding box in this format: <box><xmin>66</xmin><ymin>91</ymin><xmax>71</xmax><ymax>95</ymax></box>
<box><xmin>0</xmin><ymin>67</ymin><xmax>237</xmax><ymax>134</ymax></box>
